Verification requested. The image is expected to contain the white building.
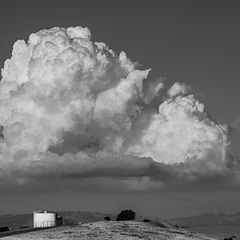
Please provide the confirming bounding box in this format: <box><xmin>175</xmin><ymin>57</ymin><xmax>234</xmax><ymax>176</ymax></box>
<box><xmin>33</xmin><ymin>211</ymin><xmax>62</xmax><ymax>228</ymax></box>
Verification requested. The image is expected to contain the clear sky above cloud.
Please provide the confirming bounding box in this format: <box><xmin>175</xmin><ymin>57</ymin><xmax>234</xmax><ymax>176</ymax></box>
<box><xmin>0</xmin><ymin>0</ymin><xmax>239</xmax><ymax>217</ymax></box>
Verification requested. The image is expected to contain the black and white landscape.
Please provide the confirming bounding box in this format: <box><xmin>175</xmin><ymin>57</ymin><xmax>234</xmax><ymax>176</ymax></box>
<box><xmin>0</xmin><ymin>1</ymin><xmax>239</xmax><ymax>239</ymax></box>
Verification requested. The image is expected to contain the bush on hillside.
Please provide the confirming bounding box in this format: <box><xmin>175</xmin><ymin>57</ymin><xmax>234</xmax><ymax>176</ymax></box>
<box><xmin>143</xmin><ymin>218</ymin><xmax>151</xmax><ymax>222</ymax></box>
<box><xmin>104</xmin><ymin>216</ymin><xmax>111</xmax><ymax>221</ymax></box>
<box><xmin>116</xmin><ymin>210</ymin><xmax>135</xmax><ymax>221</ymax></box>
<box><xmin>224</xmin><ymin>236</ymin><xmax>236</xmax><ymax>240</ymax></box>
<box><xmin>0</xmin><ymin>226</ymin><xmax>9</xmax><ymax>233</ymax></box>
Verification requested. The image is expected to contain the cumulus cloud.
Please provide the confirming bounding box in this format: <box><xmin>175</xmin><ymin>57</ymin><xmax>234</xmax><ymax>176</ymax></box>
<box><xmin>168</xmin><ymin>82</ymin><xmax>190</xmax><ymax>97</ymax></box>
<box><xmin>128</xmin><ymin>95</ymin><xmax>228</xmax><ymax>169</ymax></box>
<box><xmin>0</xmin><ymin>26</ymin><xmax>235</xmax><ymax>192</ymax></box>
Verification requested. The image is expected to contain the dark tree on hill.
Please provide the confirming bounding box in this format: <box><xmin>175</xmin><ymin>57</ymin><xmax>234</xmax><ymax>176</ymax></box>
<box><xmin>104</xmin><ymin>216</ymin><xmax>111</xmax><ymax>221</ymax></box>
<box><xmin>116</xmin><ymin>210</ymin><xmax>136</xmax><ymax>221</ymax></box>
<box><xmin>143</xmin><ymin>218</ymin><xmax>151</xmax><ymax>222</ymax></box>
<box><xmin>0</xmin><ymin>227</ymin><xmax>9</xmax><ymax>232</ymax></box>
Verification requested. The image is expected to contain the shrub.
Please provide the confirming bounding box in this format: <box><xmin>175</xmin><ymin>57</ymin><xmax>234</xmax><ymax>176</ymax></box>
<box><xmin>0</xmin><ymin>226</ymin><xmax>9</xmax><ymax>233</ymax></box>
<box><xmin>116</xmin><ymin>209</ymin><xmax>136</xmax><ymax>221</ymax></box>
<box><xmin>104</xmin><ymin>216</ymin><xmax>111</xmax><ymax>221</ymax></box>
<box><xmin>143</xmin><ymin>219</ymin><xmax>151</xmax><ymax>222</ymax></box>
<box><xmin>224</xmin><ymin>237</ymin><xmax>236</xmax><ymax>240</ymax></box>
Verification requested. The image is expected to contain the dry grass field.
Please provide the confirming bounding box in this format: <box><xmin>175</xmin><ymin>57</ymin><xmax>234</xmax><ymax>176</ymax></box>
<box><xmin>2</xmin><ymin>221</ymin><xmax>217</xmax><ymax>240</ymax></box>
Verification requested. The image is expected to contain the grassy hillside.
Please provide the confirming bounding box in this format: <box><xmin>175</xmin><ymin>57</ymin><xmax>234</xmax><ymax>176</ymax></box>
<box><xmin>2</xmin><ymin>221</ymin><xmax>216</xmax><ymax>240</ymax></box>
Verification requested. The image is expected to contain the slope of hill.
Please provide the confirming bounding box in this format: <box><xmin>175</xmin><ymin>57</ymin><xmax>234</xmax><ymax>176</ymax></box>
<box><xmin>2</xmin><ymin>221</ymin><xmax>216</xmax><ymax>240</ymax></box>
<box><xmin>0</xmin><ymin>211</ymin><xmax>116</xmax><ymax>230</ymax></box>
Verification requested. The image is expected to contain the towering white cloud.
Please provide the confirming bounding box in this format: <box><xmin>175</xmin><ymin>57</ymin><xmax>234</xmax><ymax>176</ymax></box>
<box><xmin>0</xmin><ymin>26</ymin><xmax>232</xmax><ymax>190</ymax></box>
<box><xmin>0</xmin><ymin>27</ymin><xmax>149</xmax><ymax>156</ymax></box>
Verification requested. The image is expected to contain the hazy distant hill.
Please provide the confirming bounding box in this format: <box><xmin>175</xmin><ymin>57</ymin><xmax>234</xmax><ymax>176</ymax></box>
<box><xmin>0</xmin><ymin>214</ymin><xmax>32</xmax><ymax>230</ymax></box>
<box><xmin>169</xmin><ymin>212</ymin><xmax>240</xmax><ymax>227</ymax></box>
<box><xmin>60</xmin><ymin>211</ymin><xmax>117</xmax><ymax>224</ymax></box>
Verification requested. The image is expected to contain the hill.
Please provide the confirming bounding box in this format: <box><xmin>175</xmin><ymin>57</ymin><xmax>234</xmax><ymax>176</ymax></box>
<box><xmin>169</xmin><ymin>212</ymin><xmax>240</xmax><ymax>227</ymax></box>
<box><xmin>1</xmin><ymin>221</ymin><xmax>216</xmax><ymax>240</ymax></box>
<box><xmin>0</xmin><ymin>211</ymin><xmax>116</xmax><ymax>230</ymax></box>
<box><xmin>168</xmin><ymin>213</ymin><xmax>240</xmax><ymax>239</ymax></box>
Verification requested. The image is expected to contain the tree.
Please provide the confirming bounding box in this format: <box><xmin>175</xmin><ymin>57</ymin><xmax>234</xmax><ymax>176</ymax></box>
<box><xmin>104</xmin><ymin>216</ymin><xmax>111</xmax><ymax>221</ymax></box>
<box><xmin>143</xmin><ymin>218</ymin><xmax>151</xmax><ymax>222</ymax></box>
<box><xmin>116</xmin><ymin>209</ymin><xmax>136</xmax><ymax>221</ymax></box>
<box><xmin>0</xmin><ymin>227</ymin><xmax>9</xmax><ymax>232</ymax></box>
